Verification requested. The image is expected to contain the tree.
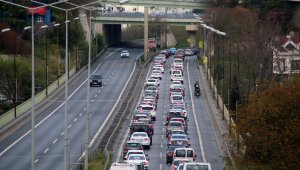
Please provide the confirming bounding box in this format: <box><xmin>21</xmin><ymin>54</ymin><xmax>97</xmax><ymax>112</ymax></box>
<box><xmin>237</xmin><ymin>77</ymin><xmax>300</xmax><ymax>169</ymax></box>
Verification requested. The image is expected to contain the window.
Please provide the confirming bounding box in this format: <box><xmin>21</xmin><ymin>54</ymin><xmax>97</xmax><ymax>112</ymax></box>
<box><xmin>291</xmin><ymin>60</ymin><xmax>300</xmax><ymax>71</ymax></box>
<box><xmin>187</xmin><ymin>150</ymin><xmax>194</xmax><ymax>157</ymax></box>
<box><xmin>37</xmin><ymin>16</ymin><xmax>43</xmax><ymax>23</ymax></box>
<box><xmin>133</xmin><ymin>8</ymin><xmax>137</xmax><ymax>11</ymax></box>
<box><xmin>285</xmin><ymin>43</ymin><xmax>296</xmax><ymax>51</ymax></box>
<box><xmin>176</xmin><ymin>150</ymin><xmax>185</xmax><ymax>157</ymax></box>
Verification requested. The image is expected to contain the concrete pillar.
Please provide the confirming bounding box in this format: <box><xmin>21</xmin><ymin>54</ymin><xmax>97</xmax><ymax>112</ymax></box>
<box><xmin>186</xmin><ymin>24</ymin><xmax>198</xmax><ymax>48</ymax></box>
<box><xmin>187</xmin><ymin>31</ymin><xmax>197</xmax><ymax>47</ymax></box>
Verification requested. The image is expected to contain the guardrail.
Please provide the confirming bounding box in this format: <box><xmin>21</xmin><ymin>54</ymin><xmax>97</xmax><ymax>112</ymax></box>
<box><xmin>0</xmin><ymin>68</ymin><xmax>76</xmax><ymax>129</ymax></box>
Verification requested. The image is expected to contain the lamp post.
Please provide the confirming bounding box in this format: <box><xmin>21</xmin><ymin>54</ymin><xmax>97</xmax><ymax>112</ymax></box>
<box><xmin>54</xmin><ymin>23</ymin><xmax>60</xmax><ymax>86</ymax></box>
<box><xmin>41</xmin><ymin>24</ymin><xmax>49</xmax><ymax>97</ymax></box>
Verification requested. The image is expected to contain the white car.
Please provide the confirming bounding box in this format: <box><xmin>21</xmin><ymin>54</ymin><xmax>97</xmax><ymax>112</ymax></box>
<box><xmin>170</xmin><ymin>94</ymin><xmax>184</xmax><ymax>103</ymax></box>
<box><xmin>182</xmin><ymin>162</ymin><xmax>211</xmax><ymax>170</ymax></box>
<box><xmin>125</xmin><ymin>154</ymin><xmax>149</xmax><ymax>169</ymax></box>
<box><xmin>129</xmin><ymin>132</ymin><xmax>151</xmax><ymax>149</ymax></box>
<box><xmin>152</xmin><ymin>70</ymin><xmax>162</xmax><ymax>80</ymax></box>
<box><xmin>121</xmin><ymin>50</ymin><xmax>130</xmax><ymax>58</ymax></box>
<box><xmin>124</xmin><ymin>150</ymin><xmax>146</xmax><ymax>160</ymax></box>
<box><xmin>153</xmin><ymin>64</ymin><xmax>164</xmax><ymax>73</ymax></box>
<box><xmin>170</xmin><ymin>81</ymin><xmax>184</xmax><ymax>89</ymax></box>
<box><xmin>145</xmin><ymin>78</ymin><xmax>159</xmax><ymax>87</ymax></box>
<box><xmin>171</xmin><ymin>74</ymin><xmax>184</xmax><ymax>84</ymax></box>
<box><xmin>139</xmin><ymin>104</ymin><xmax>156</xmax><ymax>121</ymax></box>
<box><xmin>149</xmin><ymin>75</ymin><xmax>160</xmax><ymax>83</ymax></box>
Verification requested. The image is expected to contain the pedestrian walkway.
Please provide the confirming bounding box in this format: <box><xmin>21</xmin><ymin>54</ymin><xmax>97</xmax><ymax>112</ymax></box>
<box><xmin>198</xmin><ymin>63</ymin><xmax>237</xmax><ymax>169</ymax></box>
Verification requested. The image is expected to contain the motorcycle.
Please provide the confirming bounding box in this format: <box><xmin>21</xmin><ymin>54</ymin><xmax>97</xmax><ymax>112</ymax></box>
<box><xmin>194</xmin><ymin>89</ymin><xmax>201</xmax><ymax>97</ymax></box>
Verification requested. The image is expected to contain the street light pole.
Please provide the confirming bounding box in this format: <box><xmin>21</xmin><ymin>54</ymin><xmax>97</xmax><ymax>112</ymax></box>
<box><xmin>85</xmin><ymin>9</ymin><xmax>92</xmax><ymax>170</ymax></box>
<box><xmin>64</xmin><ymin>10</ymin><xmax>70</xmax><ymax>170</ymax></box>
<box><xmin>41</xmin><ymin>25</ymin><xmax>49</xmax><ymax>97</ymax></box>
<box><xmin>144</xmin><ymin>6</ymin><xmax>148</xmax><ymax>61</ymax></box>
<box><xmin>30</xmin><ymin>8</ymin><xmax>36</xmax><ymax>170</ymax></box>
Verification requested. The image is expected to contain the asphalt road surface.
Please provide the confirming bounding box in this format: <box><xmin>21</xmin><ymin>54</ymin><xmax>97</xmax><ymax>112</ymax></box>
<box><xmin>117</xmin><ymin>55</ymin><xmax>225</xmax><ymax>170</ymax></box>
<box><xmin>0</xmin><ymin>48</ymin><xmax>143</xmax><ymax>170</ymax></box>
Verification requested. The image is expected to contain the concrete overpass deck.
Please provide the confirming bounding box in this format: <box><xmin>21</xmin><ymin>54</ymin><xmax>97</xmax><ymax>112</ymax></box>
<box><xmin>93</xmin><ymin>12</ymin><xmax>201</xmax><ymax>26</ymax></box>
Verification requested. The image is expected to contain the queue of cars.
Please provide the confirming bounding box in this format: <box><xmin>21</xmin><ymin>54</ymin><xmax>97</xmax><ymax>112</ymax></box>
<box><xmin>110</xmin><ymin>47</ymin><xmax>211</xmax><ymax>170</ymax></box>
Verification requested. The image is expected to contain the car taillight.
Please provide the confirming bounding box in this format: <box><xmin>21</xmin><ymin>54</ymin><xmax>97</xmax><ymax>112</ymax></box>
<box><xmin>123</xmin><ymin>147</ymin><xmax>128</xmax><ymax>151</ymax></box>
<box><xmin>130</xmin><ymin>138</ymin><xmax>135</xmax><ymax>141</ymax></box>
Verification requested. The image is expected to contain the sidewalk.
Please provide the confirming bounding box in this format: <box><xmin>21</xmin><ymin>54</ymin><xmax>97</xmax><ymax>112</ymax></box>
<box><xmin>198</xmin><ymin>63</ymin><xmax>237</xmax><ymax>169</ymax></box>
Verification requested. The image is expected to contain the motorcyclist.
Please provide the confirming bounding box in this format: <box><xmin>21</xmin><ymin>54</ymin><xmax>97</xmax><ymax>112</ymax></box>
<box><xmin>194</xmin><ymin>82</ymin><xmax>200</xmax><ymax>91</ymax></box>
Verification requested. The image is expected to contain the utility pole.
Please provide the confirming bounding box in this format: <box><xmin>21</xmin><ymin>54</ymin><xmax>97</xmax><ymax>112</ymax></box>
<box><xmin>144</xmin><ymin>6</ymin><xmax>148</xmax><ymax>61</ymax></box>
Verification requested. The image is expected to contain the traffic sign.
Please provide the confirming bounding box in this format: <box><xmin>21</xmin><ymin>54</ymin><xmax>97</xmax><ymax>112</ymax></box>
<box><xmin>203</xmin><ymin>56</ymin><xmax>208</xmax><ymax>64</ymax></box>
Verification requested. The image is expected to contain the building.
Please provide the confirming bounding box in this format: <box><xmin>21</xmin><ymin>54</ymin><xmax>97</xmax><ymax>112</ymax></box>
<box><xmin>273</xmin><ymin>34</ymin><xmax>300</xmax><ymax>75</ymax></box>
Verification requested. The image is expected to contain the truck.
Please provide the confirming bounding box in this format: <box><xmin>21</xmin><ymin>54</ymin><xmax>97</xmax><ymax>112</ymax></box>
<box><xmin>147</xmin><ymin>38</ymin><xmax>157</xmax><ymax>52</ymax></box>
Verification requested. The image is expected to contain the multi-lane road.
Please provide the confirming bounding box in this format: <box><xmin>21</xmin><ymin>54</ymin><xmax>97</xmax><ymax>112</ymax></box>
<box><xmin>116</xmin><ymin>54</ymin><xmax>225</xmax><ymax>169</ymax></box>
<box><xmin>0</xmin><ymin>48</ymin><xmax>143</xmax><ymax>170</ymax></box>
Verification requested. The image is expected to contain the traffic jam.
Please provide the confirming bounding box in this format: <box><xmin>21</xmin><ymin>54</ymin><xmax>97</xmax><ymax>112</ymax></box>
<box><xmin>110</xmin><ymin>48</ymin><xmax>211</xmax><ymax>170</ymax></box>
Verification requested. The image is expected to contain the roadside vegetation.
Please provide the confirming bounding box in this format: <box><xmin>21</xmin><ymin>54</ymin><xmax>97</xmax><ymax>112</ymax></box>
<box><xmin>208</xmin><ymin>0</ymin><xmax>300</xmax><ymax>168</ymax></box>
<box><xmin>0</xmin><ymin>6</ymin><xmax>104</xmax><ymax>115</ymax></box>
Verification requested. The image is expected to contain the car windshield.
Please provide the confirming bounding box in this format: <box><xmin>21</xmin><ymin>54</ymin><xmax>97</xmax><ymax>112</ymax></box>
<box><xmin>91</xmin><ymin>75</ymin><xmax>102</xmax><ymax>79</ymax></box>
<box><xmin>172</xmin><ymin>131</ymin><xmax>185</xmax><ymax>135</ymax></box>
<box><xmin>133</xmin><ymin>133</ymin><xmax>147</xmax><ymax>137</ymax></box>
<box><xmin>172</xmin><ymin>135</ymin><xmax>186</xmax><ymax>140</ymax></box>
<box><xmin>176</xmin><ymin>150</ymin><xmax>186</xmax><ymax>157</ymax></box>
<box><xmin>132</xmin><ymin>124</ymin><xmax>148</xmax><ymax>130</ymax></box>
<box><xmin>128</xmin><ymin>155</ymin><xmax>145</xmax><ymax>160</ymax></box>
<box><xmin>173</xmin><ymin>96</ymin><xmax>183</xmax><ymax>100</ymax></box>
<box><xmin>142</xmin><ymin>106</ymin><xmax>153</xmax><ymax>110</ymax></box>
<box><xmin>186</xmin><ymin>165</ymin><xmax>209</xmax><ymax>170</ymax></box>
<box><xmin>170</xmin><ymin>122</ymin><xmax>182</xmax><ymax>126</ymax></box>
<box><xmin>126</xmin><ymin>143</ymin><xmax>141</xmax><ymax>147</ymax></box>
<box><xmin>122</xmin><ymin>50</ymin><xmax>128</xmax><ymax>53</ymax></box>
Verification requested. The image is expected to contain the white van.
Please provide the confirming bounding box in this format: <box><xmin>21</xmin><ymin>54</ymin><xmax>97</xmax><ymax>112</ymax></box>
<box><xmin>110</xmin><ymin>162</ymin><xmax>145</xmax><ymax>170</ymax></box>
<box><xmin>173</xmin><ymin>148</ymin><xmax>197</xmax><ymax>162</ymax></box>
<box><xmin>182</xmin><ymin>162</ymin><xmax>211</xmax><ymax>170</ymax></box>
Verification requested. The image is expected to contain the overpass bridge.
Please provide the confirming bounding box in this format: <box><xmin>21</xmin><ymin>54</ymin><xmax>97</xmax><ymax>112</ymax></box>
<box><xmin>93</xmin><ymin>11</ymin><xmax>201</xmax><ymax>46</ymax></box>
<box><xmin>93</xmin><ymin>12</ymin><xmax>200</xmax><ymax>26</ymax></box>
<box><xmin>102</xmin><ymin>0</ymin><xmax>210</xmax><ymax>9</ymax></box>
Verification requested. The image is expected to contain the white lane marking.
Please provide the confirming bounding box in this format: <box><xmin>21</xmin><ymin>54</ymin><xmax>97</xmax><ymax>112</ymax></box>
<box><xmin>83</xmin><ymin>107</ymin><xmax>87</xmax><ymax>112</ymax></box>
<box><xmin>160</xmin><ymin>152</ymin><xmax>162</xmax><ymax>158</ymax></box>
<box><xmin>53</xmin><ymin>139</ymin><xmax>58</xmax><ymax>144</ymax></box>
<box><xmin>162</xmin><ymin>135</ymin><xmax>164</xmax><ymax>139</ymax></box>
<box><xmin>74</xmin><ymin>118</ymin><xmax>78</xmax><ymax>122</ymax></box>
<box><xmin>91</xmin><ymin>100</ymin><xmax>94</xmax><ymax>103</ymax></box>
<box><xmin>43</xmin><ymin>148</ymin><xmax>49</xmax><ymax>154</ymax></box>
<box><xmin>187</xmin><ymin>60</ymin><xmax>207</xmax><ymax>162</ymax></box>
<box><xmin>94</xmin><ymin>94</ymin><xmax>97</xmax><ymax>98</ymax></box>
<box><xmin>60</xmin><ymin>132</ymin><xmax>64</xmax><ymax>136</ymax></box>
<box><xmin>98</xmin><ymin>90</ymin><xmax>101</xmax><ymax>93</ymax></box>
<box><xmin>0</xmin><ymin>49</ymin><xmax>121</xmax><ymax>157</ymax></box>
<box><xmin>78</xmin><ymin>52</ymin><xmax>144</xmax><ymax>162</ymax></box>
<box><xmin>79</xmin><ymin>113</ymin><xmax>83</xmax><ymax>117</ymax></box>
<box><xmin>34</xmin><ymin>159</ymin><xmax>39</xmax><ymax>164</ymax></box>
<box><xmin>160</xmin><ymin>143</ymin><xmax>163</xmax><ymax>148</ymax></box>
<box><xmin>67</xmin><ymin>124</ymin><xmax>72</xmax><ymax>129</ymax></box>
<box><xmin>160</xmin><ymin>164</ymin><xmax>162</xmax><ymax>170</ymax></box>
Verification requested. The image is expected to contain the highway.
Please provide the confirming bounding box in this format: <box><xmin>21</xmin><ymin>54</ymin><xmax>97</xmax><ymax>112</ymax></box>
<box><xmin>117</xmin><ymin>55</ymin><xmax>225</xmax><ymax>169</ymax></box>
<box><xmin>0</xmin><ymin>48</ymin><xmax>143</xmax><ymax>170</ymax></box>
